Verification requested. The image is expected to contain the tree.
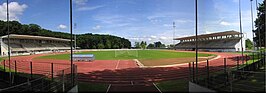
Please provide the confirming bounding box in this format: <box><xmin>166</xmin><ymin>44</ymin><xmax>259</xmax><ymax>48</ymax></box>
<box><xmin>140</xmin><ymin>41</ymin><xmax>147</xmax><ymax>49</ymax></box>
<box><xmin>147</xmin><ymin>43</ymin><xmax>155</xmax><ymax>48</ymax></box>
<box><xmin>134</xmin><ymin>42</ymin><xmax>141</xmax><ymax>48</ymax></box>
<box><xmin>246</xmin><ymin>39</ymin><xmax>253</xmax><ymax>50</ymax></box>
<box><xmin>254</xmin><ymin>0</ymin><xmax>265</xmax><ymax>47</ymax></box>
<box><xmin>0</xmin><ymin>20</ymin><xmax>132</xmax><ymax>49</ymax></box>
<box><xmin>154</xmin><ymin>41</ymin><xmax>162</xmax><ymax>48</ymax></box>
<box><xmin>97</xmin><ymin>43</ymin><xmax>105</xmax><ymax>49</ymax></box>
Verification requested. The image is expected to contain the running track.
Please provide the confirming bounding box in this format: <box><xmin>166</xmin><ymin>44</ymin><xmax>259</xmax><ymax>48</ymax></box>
<box><xmin>0</xmin><ymin>51</ymin><xmax>248</xmax><ymax>92</ymax></box>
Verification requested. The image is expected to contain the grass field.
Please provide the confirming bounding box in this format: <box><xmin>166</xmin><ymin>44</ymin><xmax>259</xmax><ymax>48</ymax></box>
<box><xmin>36</xmin><ymin>50</ymin><xmax>213</xmax><ymax>60</ymax></box>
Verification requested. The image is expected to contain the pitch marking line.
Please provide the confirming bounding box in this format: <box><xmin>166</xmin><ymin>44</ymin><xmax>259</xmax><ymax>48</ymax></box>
<box><xmin>106</xmin><ymin>84</ymin><xmax>111</xmax><ymax>93</ymax></box>
<box><xmin>134</xmin><ymin>59</ymin><xmax>144</xmax><ymax>68</ymax></box>
<box><xmin>115</xmin><ymin>60</ymin><xmax>120</xmax><ymax>69</ymax></box>
<box><xmin>153</xmin><ymin>83</ymin><xmax>162</xmax><ymax>93</ymax></box>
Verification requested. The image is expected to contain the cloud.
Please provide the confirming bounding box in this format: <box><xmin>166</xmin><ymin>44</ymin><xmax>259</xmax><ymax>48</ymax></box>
<box><xmin>77</xmin><ymin>5</ymin><xmax>105</xmax><ymax>11</ymax></box>
<box><xmin>150</xmin><ymin>35</ymin><xmax>157</xmax><ymax>39</ymax></box>
<box><xmin>58</xmin><ymin>24</ymin><xmax>67</xmax><ymax>30</ymax></box>
<box><xmin>220</xmin><ymin>21</ymin><xmax>231</xmax><ymax>26</ymax></box>
<box><xmin>0</xmin><ymin>2</ymin><xmax>27</xmax><ymax>21</ymax></box>
<box><xmin>92</xmin><ymin>25</ymin><xmax>101</xmax><ymax>30</ymax></box>
<box><xmin>74</xmin><ymin>0</ymin><xmax>88</xmax><ymax>6</ymax></box>
<box><xmin>159</xmin><ymin>36</ymin><xmax>168</xmax><ymax>40</ymax></box>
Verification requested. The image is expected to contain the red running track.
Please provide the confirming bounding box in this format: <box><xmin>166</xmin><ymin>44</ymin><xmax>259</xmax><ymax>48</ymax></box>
<box><xmin>0</xmin><ymin>51</ymin><xmax>249</xmax><ymax>92</ymax></box>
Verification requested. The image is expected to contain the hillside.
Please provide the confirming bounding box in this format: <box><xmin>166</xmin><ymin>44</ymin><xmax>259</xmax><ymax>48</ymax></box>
<box><xmin>0</xmin><ymin>20</ymin><xmax>131</xmax><ymax>49</ymax></box>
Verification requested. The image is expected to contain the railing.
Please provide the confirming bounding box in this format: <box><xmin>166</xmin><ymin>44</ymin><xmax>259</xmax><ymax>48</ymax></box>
<box><xmin>0</xmin><ymin>60</ymin><xmax>77</xmax><ymax>92</ymax></box>
<box><xmin>189</xmin><ymin>51</ymin><xmax>266</xmax><ymax>92</ymax></box>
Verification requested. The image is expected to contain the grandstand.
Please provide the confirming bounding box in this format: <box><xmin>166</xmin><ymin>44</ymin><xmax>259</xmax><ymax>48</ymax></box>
<box><xmin>174</xmin><ymin>30</ymin><xmax>246</xmax><ymax>52</ymax></box>
<box><xmin>0</xmin><ymin>34</ymin><xmax>71</xmax><ymax>56</ymax></box>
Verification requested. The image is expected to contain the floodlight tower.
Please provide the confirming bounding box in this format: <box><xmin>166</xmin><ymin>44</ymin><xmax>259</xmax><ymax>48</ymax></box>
<box><xmin>250</xmin><ymin>0</ymin><xmax>256</xmax><ymax>51</ymax></box>
<box><xmin>173</xmin><ymin>22</ymin><xmax>176</xmax><ymax>48</ymax></box>
<box><xmin>255</xmin><ymin>0</ymin><xmax>261</xmax><ymax>49</ymax></box>
<box><xmin>70</xmin><ymin>0</ymin><xmax>74</xmax><ymax>86</ymax></box>
<box><xmin>239</xmin><ymin>0</ymin><xmax>244</xmax><ymax>64</ymax></box>
<box><xmin>6</xmin><ymin>0</ymin><xmax>12</xmax><ymax>85</ymax></box>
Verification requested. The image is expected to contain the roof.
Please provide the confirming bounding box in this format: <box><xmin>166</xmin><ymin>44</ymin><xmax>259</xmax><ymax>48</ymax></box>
<box><xmin>1</xmin><ymin>34</ymin><xmax>71</xmax><ymax>41</ymax></box>
<box><xmin>174</xmin><ymin>30</ymin><xmax>241</xmax><ymax>40</ymax></box>
<box><xmin>73</xmin><ymin>54</ymin><xmax>95</xmax><ymax>57</ymax></box>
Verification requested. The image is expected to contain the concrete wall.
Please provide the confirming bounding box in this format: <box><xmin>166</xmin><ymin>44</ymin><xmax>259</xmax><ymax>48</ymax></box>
<box><xmin>189</xmin><ymin>82</ymin><xmax>215</xmax><ymax>93</ymax></box>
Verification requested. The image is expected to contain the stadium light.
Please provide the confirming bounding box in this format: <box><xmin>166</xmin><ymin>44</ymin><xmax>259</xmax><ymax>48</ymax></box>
<box><xmin>70</xmin><ymin>0</ymin><xmax>74</xmax><ymax>86</ymax></box>
<box><xmin>173</xmin><ymin>22</ymin><xmax>176</xmax><ymax>48</ymax></box>
<box><xmin>250</xmin><ymin>0</ymin><xmax>256</xmax><ymax>51</ymax></box>
<box><xmin>239</xmin><ymin>0</ymin><xmax>244</xmax><ymax>64</ymax></box>
<box><xmin>255</xmin><ymin>0</ymin><xmax>261</xmax><ymax>49</ymax></box>
<box><xmin>195</xmin><ymin>0</ymin><xmax>198</xmax><ymax>82</ymax></box>
<box><xmin>6</xmin><ymin>0</ymin><xmax>12</xmax><ymax>85</ymax></box>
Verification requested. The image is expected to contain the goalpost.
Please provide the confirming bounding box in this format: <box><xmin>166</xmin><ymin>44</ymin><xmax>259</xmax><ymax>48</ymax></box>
<box><xmin>115</xmin><ymin>49</ymin><xmax>138</xmax><ymax>57</ymax></box>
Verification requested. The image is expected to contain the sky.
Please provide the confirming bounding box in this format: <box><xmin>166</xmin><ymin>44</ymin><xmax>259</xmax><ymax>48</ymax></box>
<box><xmin>0</xmin><ymin>0</ymin><xmax>264</xmax><ymax>46</ymax></box>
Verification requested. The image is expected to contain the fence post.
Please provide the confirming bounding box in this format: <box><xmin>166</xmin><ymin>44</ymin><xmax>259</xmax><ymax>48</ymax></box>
<box><xmin>189</xmin><ymin>62</ymin><xmax>191</xmax><ymax>81</ymax></box>
<box><xmin>224</xmin><ymin>58</ymin><xmax>228</xmax><ymax>86</ymax></box>
<box><xmin>30</xmin><ymin>61</ymin><xmax>33</xmax><ymax>79</ymax></box>
<box><xmin>9</xmin><ymin>60</ymin><xmax>12</xmax><ymax>86</ymax></box>
<box><xmin>192</xmin><ymin>62</ymin><xmax>195</xmax><ymax>82</ymax></box>
<box><xmin>206</xmin><ymin>59</ymin><xmax>209</xmax><ymax>87</ymax></box>
<box><xmin>237</xmin><ymin>56</ymin><xmax>239</xmax><ymax>70</ymax></box>
<box><xmin>62</xmin><ymin>70</ymin><xmax>65</xmax><ymax>92</ymax></box>
<box><xmin>51</xmin><ymin>63</ymin><xmax>54</xmax><ymax>81</ymax></box>
<box><xmin>252</xmin><ymin>52</ymin><xmax>254</xmax><ymax>64</ymax></box>
<box><xmin>3</xmin><ymin>60</ymin><xmax>5</xmax><ymax>72</ymax></box>
<box><xmin>15</xmin><ymin>60</ymin><xmax>17</xmax><ymax>74</ymax></box>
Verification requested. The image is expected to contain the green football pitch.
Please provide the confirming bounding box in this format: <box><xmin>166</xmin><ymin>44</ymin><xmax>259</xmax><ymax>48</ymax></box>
<box><xmin>36</xmin><ymin>50</ymin><xmax>213</xmax><ymax>60</ymax></box>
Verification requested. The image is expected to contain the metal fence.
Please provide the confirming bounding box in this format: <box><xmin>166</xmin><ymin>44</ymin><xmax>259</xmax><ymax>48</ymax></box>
<box><xmin>189</xmin><ymin>51</ymin><xmax>266</xmax><ymax>92</ymax></box>
<box><xmin>0</xmin><ymin>61</ymin><xmax>77</xmax><ymax>92</ymax></box>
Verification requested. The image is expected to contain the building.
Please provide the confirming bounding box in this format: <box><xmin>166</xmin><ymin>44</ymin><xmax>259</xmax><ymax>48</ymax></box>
<box><xmin>174</xmin><ymin>31</ymin><xmax>246</xmax><ymax>52</ymax></box>
<box><xmin>0</xmin><ymin>34</ymin><xmax>71</xmax><ymax>56</ymax></box>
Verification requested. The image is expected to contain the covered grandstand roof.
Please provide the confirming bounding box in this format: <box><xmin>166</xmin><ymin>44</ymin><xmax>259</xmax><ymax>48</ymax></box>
<box><xmin>174</xmin><ymin>30</ymin><xmax>241</xmax><ymax>40</ymax></box>
<box><xmin>0</xmin><ymin>34</ymin><xmax>71</xmax><ymax>41</ymax></box>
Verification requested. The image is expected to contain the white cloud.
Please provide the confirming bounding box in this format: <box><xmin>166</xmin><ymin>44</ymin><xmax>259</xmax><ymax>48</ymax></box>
<box><xmin>150</xmin><ymin>35</ymin><xmax>157</xmax><ymax>39</ymax></box>
<box><xmin>58</xmin><ymin>24</ymin><xmax>67</xmax><ymax>30</ymax></box>
<box><xmin>220</xmin><ymin>21</ymin><xmax>231</xmax><ymax>26</ymax></box>
<box><xmin>159</xmin><ymin>36</ymin><xmax>168</xmax><ymax>40</ymax></box>
<box><xmin>74</xmin><ymin>0</ymin><xmax>88</xmax><ymax>6</ymax></box>
<box><xmin>0</xmin><ymin>2</ymin><xmax>27</xmax><ymax>21</ymax></box>
<box><xmin>92</xmin><ymin>25</ymin><xmax>101</xmax><ymax>30</ymax></box>
<box><xmin>77</xmin><ymin>5</ymin><xmax>105</xmax><ymax>11</ymax></box>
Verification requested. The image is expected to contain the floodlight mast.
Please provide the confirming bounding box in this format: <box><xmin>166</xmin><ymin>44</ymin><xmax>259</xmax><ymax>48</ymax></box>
<box><xmin>255</xmin><ymin>0</ymin><xmax>261</xmax><ymax>50</ymax></box>
<box><xmin>239</xmin><ymin>0</ymin><xmax>244</xmax><ymax>64</ymax></box>
<box><xmin>173</xmin><ymin>22</ymin><xmax>176</xmax><ymax>49</ymax></box>
<box><xmin>195</xmin><ymin>0</ymin><xmax>198</xmax><ymax>82</ymax></box>
<box><xmin>6</xmin><ymin>0</ymin><xmax>12</xmax><ymax>85</ymax></box>
<box><xmin>70</xmin><ymin>0</ymin><xmax>74</xmax><ymax>86</ymax></box>
<box><xmin>250</xmin><ymin>0</ymin><xmax>256</xmax><ymax>51</ymax></box>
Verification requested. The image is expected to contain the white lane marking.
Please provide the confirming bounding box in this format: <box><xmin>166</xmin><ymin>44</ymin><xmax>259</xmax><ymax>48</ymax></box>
<box><xmin>115</xmin><ymin>60</ymin><xmax>120</xmax><ymax>69</ymax></box>
<box><xmin>153</xmin><ymin>83</ymin><xmax>162</xmax><ymax>93</ymax></box>
<box><xmin>134</xmin><ymin>59</ymin><xmax>144</xmax><ymax>68</ymax></box>
<box><xmin>106</xmin><ymin>84</ymin><xmax>111</xmax><ymax>93</ymax></box>
<box><xmin>131</xmin><ymin>81</ymin><xmax>134</xmax><ymax>85</ymax></box>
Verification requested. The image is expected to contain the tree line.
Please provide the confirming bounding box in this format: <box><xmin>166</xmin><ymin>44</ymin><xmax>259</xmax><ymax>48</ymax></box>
<box><xmin>0</xmin><ymin>20</ymin><xmax>131</xmax><ymax>49</ymax></box>
<box><xmin>134</xmin><ymin>41</ymin><xmax>167</xmax><ymax>49</ymax></box>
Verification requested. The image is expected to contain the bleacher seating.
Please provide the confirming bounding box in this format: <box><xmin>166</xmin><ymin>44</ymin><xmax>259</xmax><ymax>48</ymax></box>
<box><xmin>175</xmin><ymin>38</ymin><xmax>241</xmax><ymax>49</ymax></box>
